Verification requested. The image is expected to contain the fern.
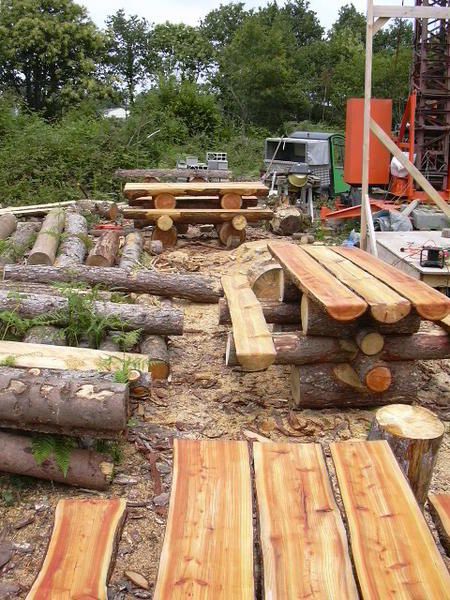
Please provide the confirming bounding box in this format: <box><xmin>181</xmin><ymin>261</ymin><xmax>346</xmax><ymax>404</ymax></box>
<box><xmin>31</xmin><ymin>435</ymin><xmax>77</xmax><ymax>477</ymax></box>
<box><xmin>113</xmin><ymin>329</ymin><xmax>142</xmax><ymax>352</ymax></box>
<box><xmin>94</xmin><ymin>440</ymin><xmax>123</xmax><ymax>464</ymax></box>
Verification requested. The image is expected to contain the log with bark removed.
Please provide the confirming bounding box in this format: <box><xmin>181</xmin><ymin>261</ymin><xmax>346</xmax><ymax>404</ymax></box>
<box><xmin>0</xmin><ymin>290</ymin><xmax>183</xmax><ymax>335</ymax></box>
<box><xmin>0</xmin><ymin>431</ymin><xmax>114</xmax><ymax>490</ymax></box>
<box><xmin>118</xmin><ymin>232</ymin><xmax>143</xmax><ymax>271</ymax></box>
<box><xmin>247</xmin><ymin>259</ymin><xmax>283</xmax><ymax>301</ymax></box>
<box><xmin>4</xmin><ymin>264</ymin><xmax>223</xmax><ymax>303</ymax></box>
<box><xmin>270</xmin><ymin>206</ymin><xmax>309</xmax><ymax>235</ymax></box>
<box><xmin>27</xmin><ymin>498</ymin><xmax>126</xmax><ymax>600</ymax></box>
<box><xmin>124</xmin><ymin>181</ymin><xmax>268</xmax><ymax>200</ymax></box>
<box><xmin>130</xmin><ymin>195</ymin><xmax>258</xmax><ymax>209</ymax></box>
<box><xmin>23</xmin><ymin>325</ymin><xmax>66</xmax><ymax>346</ymax></box>
<box><xmin>290</xmin><ymin>361</ymin><xmax>424</xmax><ymax>409</ymax></box>
<box><xmin>86</xmin><ymin>231</ymin><xmax>120</xmax><ymax>267</ymax></box>
<box><xmin>28</xmin><ymin>208</ymin><xmax>65</xmax><ymax>265</ymax></box>
<box><xmin>219</xmin><ymin>298</ymin><xmax>300</xmax><ymax>325</ymax></box>
<box><xmin>54</xmin><ymin>210</ymin><xmax>88</xmax><ymax>267</ymax></box>
<box><xmin>0</xmin><ymin>213</ymin><xmax>17</xmax><ymax>240</ymax></box>
<box><xmin>368</xmin><ymin>404</ymin><xmax>444</xmax><ymax>507</ymax></box>
<box><xmin>0</xmin><ymin>366</ymin><xmax>128</xmax><ymax>438</ymax></box>
<box><xmin>140</xmin><ymin>334</ymin><xmax>170</xmax><ymax>380</ymax></box>
<box><xmin>0</xmin><ymin>222</ymin><xmax>39</xmax><ymax>267</ymax></box>
<box><xmin>429</xmin><ymin>494</ymin><xmax>450</xmax><ymax>555</ymax></box>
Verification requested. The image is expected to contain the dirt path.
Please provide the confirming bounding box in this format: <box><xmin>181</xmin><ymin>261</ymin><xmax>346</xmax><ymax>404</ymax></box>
<box><xmin>1</xmin><ymin>227</ymin><xmax>449</xmax><ymax>598</ymax></box>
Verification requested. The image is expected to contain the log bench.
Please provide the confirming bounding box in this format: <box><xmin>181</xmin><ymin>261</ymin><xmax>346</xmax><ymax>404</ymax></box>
<box><xmin>123</xmin><ymin>181</ymin><xmax>269</xmax><ymax>201</ymax></box>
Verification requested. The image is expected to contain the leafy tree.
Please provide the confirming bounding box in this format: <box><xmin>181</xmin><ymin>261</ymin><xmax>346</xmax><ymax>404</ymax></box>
<box><xmin>200</xmin><ymin>2</ymin><xmax>250</xmax><ymax>50</ymax></box>
<box><xmin>329</xmin><ymin>4</ymin><xmax>366</xmax><ymax>43</ymax></box>
<box><xmin>0</xmin><ymin>0</ymin><xmax>107</xmax><ymax>118</ymax></box>
<box><xmin>282</xmin><ymin>0</ymin><xmax>324</xmax><ymax>47</ymax></box>
<box><xmin>105</xmin><ymin>9</ymin><xmax>151</xmax><ymax>105</ymax></box>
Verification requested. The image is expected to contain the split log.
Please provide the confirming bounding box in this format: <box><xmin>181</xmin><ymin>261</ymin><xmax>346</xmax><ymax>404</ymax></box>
<box><xmin>218</xmin><ymin>222</ymin><xmax>246</xmax><ymax>248</ymax></box>
<box><xmin>0</xmin><ymin>366</ymin><xmax>128</xmax><ymax>438</ymax></box>
<box><xmin>54</xmin><ymin>210</ymin><xmax>88</xmax><ymax>267</ymax></box>
<box><xmin>130</xmin><ymin>195</ymin><xmax>258</xmax><ymax>209</ymax></box>
<box><xmin>368</xmin><ymin>404</ymin><xmax>444</xmax><ymax>507</ymax></box>
<box><xmin>0</xmin><ymin>213</ymin><xmax>17</xmax><ymax>240</ymax></box>
<box><xmin>353</xmin><ymin>355</ymin><xmax>392</xmax><ymax>392</ymax></box>
<box><xmin>221</xmin><ymin>193</ymin><xmax>242</xmax><ymax>209</ymax></box>
<box><xmin>226</xmin><ymin>332</ymin><xmax>358</xmax><ymax>367</ymax></box>
<box><xmin>270</xmin><ymin>206</ymin><xmax>309</xmax><ymax>235</ymax></box>
<box><xmin>86</xmin><ymin>231</ymin><xmax>120</xmax><ymax>267</ymax></box>
<box><xmin>4</xmin><ymin>264</ymin><xmax>223</xmax><ymax>303</ymax></box>
<box><xmin>355</xmin><ymin>328</ymin><xmax>385</xmax><ymax>355</ymax></box>
<box><xmin>0</xmin><ymin>431</ymin><xmax>114</xmax><ymax>490</ymax></box>
<box><xmin>28</xmin><ymin>208</ymin><xmax>65</xmax><ymax>265</ymax></box>
<box><xmin>429</xmin><ymin>494</ymin><xmax>450</xmax><ymax>555</ymax></box>
<box><xmin>119</xmin><ymin>232</ymin><xmax>143</xmax><ymax>271</ymax></box>
<box><xmin>219</xmin><ymin>298</ymin><xmax>300</xmax><ymax>325</ymax></box>
<box><xmin>246</xmin><ymin>260</ymin><xmax>283</xmax><ymax>301</ymax></box>
<box><xmin>0</xmin><ymin>290</ymin><xmax>184</xmax><ymax>335</ymax></box>
<box><xmin>23</xmin><ymin>325</ymin><xmax>66</xmax><ymax>346</ymax></box>
<box><xmin>27</xmin><ymin>498</ymin><xmax>126</xmax><ymax>599</ymax></box>
<box><xmin>154</xmin><ymin>193</ymin><xmax>176</xmax><ymax>209</ymax></box>
<box><xmin>140</xmin><ymin>334</ymin><xmax>170</xmax><ymax>380</ymax></box>
<box><xmin>151</xmin><ymin>225</ymin><xmax>178</xmax><ymax>247</ymax></box>
<box><xmin>0</xmin><ymin>222</ymin><xmax>39</xmax><ymax>267</ymax></box>
<box><xmin>290</xmin><ymin>361</ymin><xmax>424</xmax><ymax>409</ymax></box>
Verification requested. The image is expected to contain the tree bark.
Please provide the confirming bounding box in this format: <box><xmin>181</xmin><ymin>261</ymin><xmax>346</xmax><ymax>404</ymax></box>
<box><xmin>4</xmin><ymin>264</ymin><xmax>223</xmax><ymax>303</ymax></box>
<box><xmin>218</xmin><ymin>222</ymin><xmax>246</xmax><ymax>247</ymax></box>
<box><xmin>54</xmin><ymin>210</ymin><xmax>88</xmax><ymax>267</ymax></box>
<box><xmin>0</xmin><ymin>290</ymin><xmax>183</xmax><ymax>335</ymax></box>
<box><xmin>219</xmin><ymin>298</ymin><xmax>300</xmax><ymax>325</ymax></box>
<box><xmin>380</xmin><ymin>331</ymin><xmax>450</xmax><ymax>361</ymax></box>
<box><xmin>368</xmin><ymin>404</ymin><xmax>445</xmax><ymax>507</ymax></box>
<box><xmin>145</xmin><ymin>239</ymin><xmax>164</xmax><ymax>255</ymax></box>
<box><xmin>270</xmin><ymin>206</ymin><xmax>309</xmax><ymax>235</ymax></box>
<box><xmin>0</xmin><ymin>366</ymin><xmax>128</xmax><ymax>438</ymax></box>
<box><xmin>23</xmin><ymin>325</ymin><xmax>66</xmax><ymax>346</ymax></box>
<box><xmin>0</xmin><ymin>213</ymin><xmax>17</xmax><ymax>240</ymax></box>
<box><xmin>353</xmin><ymin>355</ymin><xmax>392</xmax><ymax>392</ymax></box>
<box><xmin>119</xmin><ymin>232</ymin><xmax>143</xmax><ymax>271</ymax></box>
<box><xmin>28</xmin><ymin>208</ymin><xmax>65</xmax><ymax>265</ymax></box>
<box><xmin>140</xmin><ymin>334</ymin><xmax>170</xmax><ymax>380</ymax></box>
<box><xmin>429</xmin><ymin>494</ymin><xmax>450</xmax><ymax>554</ymax></box>
<box><xmin>0</xmin><ymin>222</ymin><xmax>40</xmax><ymax>267</ymax></box>
<box><xmin>76</xmin><ymin>199</ymin><xmax>118</xmax><ymax>221</ymax></box>
<box><xmin>86</xmin><ymin>231</ymin><xmax>120</xmax><ymax>267</ymax></box>
<box><xmin>0</xmin><ymin>431</ymin><xmax>114</xmax><ymax>490</ymax></box>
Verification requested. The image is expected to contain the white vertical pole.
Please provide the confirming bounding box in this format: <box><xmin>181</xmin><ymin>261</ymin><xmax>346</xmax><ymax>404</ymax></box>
<box><xmin>361</xmin><ymin>0</ymin><xmax>374</xmax><ymax>251</ymax></box>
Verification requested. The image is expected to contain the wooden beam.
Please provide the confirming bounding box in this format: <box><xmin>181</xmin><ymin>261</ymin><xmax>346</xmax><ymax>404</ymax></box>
<box><xmin>124</xmin><ymin>181</ymin><xmax>268</xmax><ymax>200</ymax></box>
<box><xmin>222</xmin><ymin>275</ymin><xmax>276</xmax><ymax>371</ymax></box>
<box><xmin>254</xmin><ymin>442</ymin><xmax>358</xmax><ymax>599</ymax></box>
<box><xmin>373</xmin><ymin>16</ymin><xmax>390</xmax><ymax>33</ymax></box>
<box><xmin>331</xmin><ymin>440</ymin><xmax>450</xmax><ymax>597</ymax></box>
<box><xmin>153</xmin><ymin>440</ymin><xmax>254</xmax><ymax>599</ymax></box>
<box><xmin>27</xmin><ymin>499</ymin><xmax>126</xmax><ymax>599</ymax></box>
<box><xmin>361</xmin><ymin>0</ymin><xmax>374</xmax><ymax>251</ymax></box>
<box><xmin>373</xmin><ymin>5</ymin><xmax>450</xmax><ymax>19</ymax></box>
<box><xmin>370</xmin><ymin>118</ymin><xmax>450</xmax><ymax>218</ymax></box>
<box><xmin>122</xmin><ymin>208</ymin><xmax>273</xmax><ymax>223</ymax></box>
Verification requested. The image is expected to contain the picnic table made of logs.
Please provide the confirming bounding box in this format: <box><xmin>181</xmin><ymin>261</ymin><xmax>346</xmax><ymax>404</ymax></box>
<box><xmin>123</xmin><ymin>181</ymin><xmax>269</xmax><ymax>201</ymax></box>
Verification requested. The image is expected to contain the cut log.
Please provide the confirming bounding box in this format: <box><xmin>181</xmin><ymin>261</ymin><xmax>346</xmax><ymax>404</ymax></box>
<box><xmin>28</xmin><ymin>208</ymin><xmax>65</xmax><ymax>265</ymax></box>
<box><xmin>246</xmin><ymin>260</ymin><xmax>283</xmax><ymax>301</ymax></box>
<box><xmin>151</xmin><ymin>225</ymin><xmax>178</xmax><ymax>247</ymax></box>
<box><xmin>222</xmin><ymin>275</ymin><xmax>276</xmax><ymax>371</ymax></box>
<box><xmin>0</xmin><ymin>340</ymin><xmax>148</xmax><ymax>372</ymax></box>
<box><xmin>140</xmin><ymin>334</ymin><xmax>170</xmax><ymax>380</ymax></box>
<box><xmin>124</xmin><ymin>207</ymin><xmax>273</xmax><ymax>224</ymax></box>
<box><xmin>232</xmin><ymin>214</ymin><xmax>247</xmax><ymax>231</ymax></box>
<box><xmin>428</xmin><ymin>494</ymin><xmax>450</xmax><ymax>555</ymax></box>
<box><xmin>76</xmin><ymin>199</ymin><xmax>119</xmax><ymax>221</ymax></box>
<box><xmin>156</xmin><ymin>215</ymin><xmax>174</xmax><ymax>231</ymax></box>
<box><xmin>303</xmin><ymin>246</ymin><xmax>411</xmax><ymax>323</ymax></box>
<box><xmin>0</xmin><ymin>213</ymin><xmax>17</xmax><ymax>240</ymax></box>
<box><xmin>0</xmin><ymin>222</ymin><xmax>39</xmax><ymax>267</ymax></box>
<box><xmin>270</xmin><ymin>206</ymin><xmax>308</xmax><ymax>235</ymax></box>
<box><xmin>145</xmin><ymin>239</ymin><xmax>164</xmax><ymax>255</ymax></box>
<box><xmin>368</xmin><ymin>404</ymin><xmax>445</xmax><ymax>507</ymax></box>
<box><xmin>116</xmin><ymin>167</ymin><xmax>232</xmax><ymax>180</ymax></box>
<box><xmin>290</xmin><ymin>361</ymin><xmax>424</xmax><ymax>408</ymax></box>
<box><xmin>4</xmin><ymin>264</ymin><xmax>222</xmax><ymax>303</ymax></box>
<box><xmin>221</xmin><ymin>192</ymin><xmax>242</xmax><ymax>209</ymax></box>
<box><xmin>355</xmin><ymin>328</ymin><xmax>385</xmax><ymax>355</ymax></box>
<box><xmin>153</xmin><ymin>440</ymin><xmax>254</xmax><ymax>599</ymax></box>
<box><xmin>226</xmin><ymin>332</ymin><xmax>358</xmax><ymax>366</ymax></box>
<box><xmin>330</xmin><ymin>440</ymin><xmax>450</xmax><ymax>597</ymax></box>
<box><xmin>218</xmin><ymin>222</ymin><xmax>246</xmax><ymax>247</ymax></box>
<box><xmin>119</xmin><ymin>232</ymin><xmax>143</xmax><ymax>271</ymax></box>
<box><xmin>175</xmin><ymin>223</ymin><xmax>189</xmax><ymax>234</ymax></box>
<box><xmin>353</xmin><ymin>355</ymin><xmax>392</xmax><ymax>392</ymax></box>
<box><xmin>381</xmin><ymin>330</ymin><xmax>450</xmax><ymax>361</ymax></box>
<box><xmin>27</xmin><ymin>498</ymin><xmax>126</xmax><ymax>600</ymax></box>
<box><xmin>54</xmin><ymin>210</ymin><xmax>88</xmax><ymax>267</ymax></box>
<box><xmin>269</xmin><ymin>242</ymin><xmax>367</xmax><ymax>322</ymax></box>
<box><xmin>154</xmin><ymin>193</ymin><xmax>176</xmax><ymax>209</ymax></box>
<box><xmin>254</xmin><ymin>443</ymin><xmax>358</xmax><ymax>599</ymax></box>
<box><xmin>23</xmin><ymin>325</ymin><xmax>66</xmax><ymax>346</ymax></box>
<box><xmin>130</xmin><ymin>195</ymin><xmax>258</xmax><ymax>209</ymax></box>
<box><xmin>0</xmin><ymin>431</ymin><xmax>114</xmax><ymax>490</ymax></box>
<box><xmin>219</xmin><ymin>298</ymin><xmax>300</xmax><ymax>325</ymax></box>
<box><xmin>127</xmin><ymin>368</ymin><xmax>152</xmax><ymax>398</ymax></box>
<box><xmin>0</xmin><ymin>366</ymin><xmax>128</xmax><ymax>438</ymax></box>
<box><xmin>124</xmin><ymin>181</ymin><xmax>268</xmax><ymax>200</ymax></box>
<box><xmin>0</xmin><ymin>290</ymin><xmax>184</xmax><ymax>335</ymax></box>
<box><xmin>86</xmin><ymin>231</ymin><xmax>120</xmax><ymax>267</ymax></box>
<box><xmin>334</xmin><ymin>246</ymin><xmax>450</xmax><ymax>320</ymax></box>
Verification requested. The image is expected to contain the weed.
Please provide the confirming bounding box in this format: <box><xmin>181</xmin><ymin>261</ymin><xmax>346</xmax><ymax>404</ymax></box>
<box><xmin>94</xmin><ymin>440</ymin><xmax>123</xmax><ymax>464</ymax></box>
<box><xmin>0</xmin><ymin>355</ymin><xmax>16</xmax><ymax>366</ymax></box>
<box><xmin>113</xmin><ymin>329</ymin><xmax>142</xmax><ymax>352</ymax></box>
<box><xmin>31</xmin><ymin>434</ymin><xmax>77</xmax><ymax>477</ymax></box>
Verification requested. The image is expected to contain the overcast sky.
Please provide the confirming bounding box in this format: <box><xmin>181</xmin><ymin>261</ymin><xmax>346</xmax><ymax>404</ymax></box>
<box><xmin>80</xmin><ymin>0</ymin><xmax>411</xmax><ymax>31</ymax></box>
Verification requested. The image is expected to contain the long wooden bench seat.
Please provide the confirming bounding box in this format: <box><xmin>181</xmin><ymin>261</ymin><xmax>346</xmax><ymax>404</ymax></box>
<box><xmin>124</xmin><ymin>181</ymin><xmax>269</xmax><ymax>200</ymax></box>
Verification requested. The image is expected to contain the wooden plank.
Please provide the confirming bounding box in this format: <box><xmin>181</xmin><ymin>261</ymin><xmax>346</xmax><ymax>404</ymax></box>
<box><xmin>303</xmin><ymin>246</ymin><xmax>411</xmax><ymax>323</ymax></box>
<box><xmin>429</xmin><ymin>494</ymin><xmax>450</xmax><ymax>554</ymax></box>
<box><xmin>122</xmin><ymin>208</ymin><xmax>273</xmax><ymax>223</ymax></box>
<box><xmin>154</xmin><ymin>439</ymin><xmax>254</xmax><ymax>599</ymax></box>
<box><xmin>129</xmin><ymin>195</ymin><xmax>258</xmax><ymax>208</ymax></box>
<box><xmin>254</xmin><ymin>442</ymin><xmax>359</xmax><ymax>599</ymax></box>
<box><xmin>373</xmin><ymin>5</ymin><xmax>450</xmax><ymax>19</ymax></box>
<box><xmin>27</xmin><ymin>498</ymin><xmax>126</xmax><ymax>599</ymax></box>
<box><xmin>268</xmin><ymin>241</ymin><xmax>367</xmax><ymax>321</ymax></box>
<box><xmin>222</xmin><ymin>275</ymin><xmax>276</xmax><ymax>371</ymax></box>
<box><xmin>124</xmin><ymin>182</ymin><xmax>268</xmax><ymax>199</ymax></box>
<box><xmin>330</xmin><ymin>440</ymin><xmax>450</xmax><ymax>599</ymax></box>
<box><xmin>334</xmin><ymin>246</ymin><xmax>450</xmax><ymax>320</ymax></box>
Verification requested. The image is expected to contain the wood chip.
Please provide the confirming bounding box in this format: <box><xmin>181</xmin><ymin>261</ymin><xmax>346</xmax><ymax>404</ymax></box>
<box><xmin>125</xmin><ymin>570</ymin><xmax>150</xmax><ymax>590</ymax></box>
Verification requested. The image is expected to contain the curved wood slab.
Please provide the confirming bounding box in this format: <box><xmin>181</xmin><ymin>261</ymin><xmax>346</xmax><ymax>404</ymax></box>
<box><xmin>429</xmin><ymin>493</ymin><xmax>450</xmax><ymax>555</ymax></box>
<box><xmin>27</xmin><ymin>498</ymin><xmax>126</xmax><ymax>599</ymax></box>
<box><xmin>334</xmin><ymin>246</ymin><xmax>450</xmax><ymax>320</ymax></box>
<box><xmin>254</xmin><ymin>443</ymin><xmax>358</xmax><ymax>599</ymax></box>
<box><xmin>268</xmin><ymin>241</ymin><xmax>367</xmax><ymax>321</ymax></box>
<box><xmin>304</xmin><ymin>246</ymin><xmax>411</xmax><ymax>323</ymax></box>
<box><xmin>154</xmin><ymin>440</ymin><xmax>254</xmax><ymax>599</ymax></box>
<box><xmin>124</xmin><ymin>182</ymin><xmax>268</xmax><ymax>200</ymax></box>
<box><xmin>331</xmin><ymin>441</ymin><xmax>450</xmax><ymax>599</ymax></box>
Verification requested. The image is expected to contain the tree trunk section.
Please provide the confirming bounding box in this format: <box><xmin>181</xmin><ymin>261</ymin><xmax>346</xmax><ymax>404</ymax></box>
<box><xmin>355</xmin><ymin>329</ymin><xmax>385</xmax><ymax>355</ymax></box>
<box><xmin>151</xmin><ymin>225</ymin><xmax>178</xmax><ymax>248</ymax></box>
<box><xmin>218</xmin><ymin>222</ymin><xmax>246</xmax><ymax>248</ymax></box>
<box><xmin>154</xmin><ymin>193</ymin><xmax>176</xmax><ymax>209</ymax></box>
<box><xmin>368</xmin><ymin>404</ymin><xmax>445</xmax><ymax>507</ymax></box>
<box><xmin>4</xmin><ymin>264</ymin><xmax>223</xmax><ymax>303</ymax></box>
<box><xmin>0</xmin><ymin>222</ymin><xmax>39</xmax><ymax>267</ymax></box>
<box><xmin>270</xmin><ymin>206</ymin><xmax>307</xmax><ymax>235</ymax></box>
<box><xmin>380</xmin><ymin>330</ymin><xmax>450</xmax><ymax>361</ymax></box>
<box><xmin>353</xmin><ymin>355</ymin><xmax>392</xmax><ymax>392</ymax></box>
<box><xmin>119</xmin><ymin>232</ymin><xmax>143</xmax><ymax>271</ymax></box>
<box><xmin>0</xmin><ymin>213</ymin><xmax>17</xmax><ymax>240</ymax></box>
<box><xmin>28</xmin><ymin>208</ymin><xmax>65</xmax><ymax>265</ymax></box>
<box><xmin>219</xmin><ymin>298</ymin><xmax>300</xmax><ymax>325</ymax></box>
<box><xmin>0</xmin><ymin>431</ymin><xmax>114</xmax><ymax>490</ymax></box>
<box><xmin>157</xmin><ymin>215</ymin><xmax>174</xmax><ymax>231</ymax></box>
<box><xmin>221</xmin><ymin>193</ymin><xmax>242</xmax><ymax>209</ymax></box>
<box><xmin>77</xmin><ymin>199</ymin><xmax>118</xmax><ymax>220</ymax></box>
<box><xmin>87</xmin><ymin>231</ymin><xmax>120</xmax><ymax>267</ymax></box>
<box><xmin>115</xmin><ymin>168</ymin><xmax>232</xmax><ymax>180</ymax></box>
<box><xmin>246</xmin><ymin>260</ymin><xmax>283</xmax><ymax>301</ymax></box>
<box><xmin>54</xmin><ymin>210</ymin><xmax>88</xmax><ymax>267</ymax></box>
<box><xmin>23</xmin><ymin>325</ymin><xmax>66</xmax><ymax>346</ymax></box>
<box><xmin>140</xmin><ymin>334</ymin><xmax>170</xmax><ymax>380</ymax></box>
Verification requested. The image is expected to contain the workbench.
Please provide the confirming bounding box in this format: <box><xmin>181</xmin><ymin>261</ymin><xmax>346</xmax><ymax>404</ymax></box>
<box><xmin>376</xmin><ymin>230</ymin><xmax>450</xmax><ymax>289</ymax></box>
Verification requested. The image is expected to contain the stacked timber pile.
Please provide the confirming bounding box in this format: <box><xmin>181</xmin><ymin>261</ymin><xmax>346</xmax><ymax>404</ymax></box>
<box><xmin>121</xmin><ymin>181</ymin><xmax>272</xmax><ymax>248</ymax></box>
<box><xmin>221</xmin><ymin>241</ymin><xmax>450</xmax><ymax>408</ymax></box>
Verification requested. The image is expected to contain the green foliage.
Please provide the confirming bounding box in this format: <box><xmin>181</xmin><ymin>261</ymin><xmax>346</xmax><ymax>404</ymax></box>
<box><xmin>94</xmin><ymin>440</ymin><xmax>123</xmax><ymax>464</ymax></box>
<box><xmin>0</xmin><ymin>355</ymin><xmax>16</xmax><ymax>367</ymax></box>
<box><xmin>112</xmin><ymin>328</ymin><xmax>142</xmax><ymax>352</ymax></box>
<box><xmin>0</xmin><ymin>308</ymin><xmax>58</xmax><ymax>340</ymax></box>
<box><xmin>31</xmin><ymin>434</ymin><xmax>77</xmax><ymax>477</ymax></box>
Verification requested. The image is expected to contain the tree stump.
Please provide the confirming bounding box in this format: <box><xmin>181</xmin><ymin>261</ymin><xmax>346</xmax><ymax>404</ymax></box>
<box><xmin>270</xmin><ymin>206</ymin><xmax>308</xmax><ymax>235</ymax></box>
<box><xmin>428</xmin><ymin>494</ymin><xmax>450</xmax><ymax>555</ymax></box>
<box><xmin>368</xmin><ymin>404</ymin><xmax>445</xmax><ymax>507</ymax></box>
<box><xmin>217</xmin><ymin>222</ymin><xmax>246</xmax><ymax>248</ymax></box>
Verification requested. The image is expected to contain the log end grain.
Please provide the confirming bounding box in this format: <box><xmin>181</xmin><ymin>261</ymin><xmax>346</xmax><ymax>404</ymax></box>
<box><xmin>154</xmin><ymin>193</ymin><xmax>176</xmax><ymax>209</ymax></box>
<box><xmin>364</xmin><ymin>366</ymin><xmax>392</xmax><ymax>393</ymax></box>
<box><xmin>373</xmin><ymin>404</ymin><xmax>445</xmax><ymax>440</ymax></box>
